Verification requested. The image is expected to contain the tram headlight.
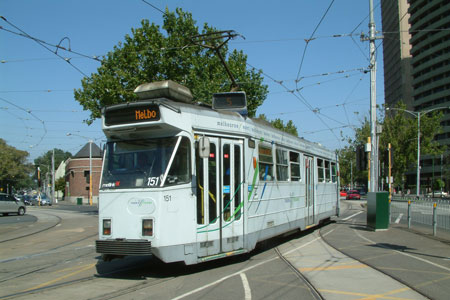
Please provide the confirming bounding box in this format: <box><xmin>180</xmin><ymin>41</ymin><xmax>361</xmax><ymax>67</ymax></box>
<box><xmin>103</xmin><ymin>219</ymin><xmax>111</xmax><ymax>235</ymax></box>
<box><xmin>142</xmin><ymin>219</ymin><xmax>153</xmax><ymax>236</ymax></box>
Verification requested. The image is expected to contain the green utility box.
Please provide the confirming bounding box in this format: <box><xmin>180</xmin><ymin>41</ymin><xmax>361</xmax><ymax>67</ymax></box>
<box><xmin>77</xmin><ymin>197</ymin><xmax>83</xmax><ymax>205</ymax></box>
<box><xmin>367</xmin><ymin>192</ymin><xmax>389</xmax><ymax>231</ymax></box>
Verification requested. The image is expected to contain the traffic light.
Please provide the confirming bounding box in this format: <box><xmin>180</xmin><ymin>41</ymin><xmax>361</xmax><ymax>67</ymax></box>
<box><xmin>356</xmin><ymin>145</ymin><xmax>367</xmax><ymax>171</ymax></box>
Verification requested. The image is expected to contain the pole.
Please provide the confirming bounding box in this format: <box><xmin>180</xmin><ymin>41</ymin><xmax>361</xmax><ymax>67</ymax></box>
<box><xmin>417</xmin><ymin>112</ymin><xmax>421</xmax><ymax>197</ymax></box>
<box><xmin>89</xmin><ymin>140</ymin><xmax>93</xmax><ymax>206</ymax></box>
<box><xmin>52</xmin><ymin>149</ymin><xmax>56</xmax><ymax>204</ymax></box>
<box><xmin>369</xmin><ymin>0</ymin><xmax>378</xmax><ymax>192</ymax></box>
<box><xmin>368</xmin><ymin>137</ymin><xmax>371</xmax><ymax>192</ymax></box>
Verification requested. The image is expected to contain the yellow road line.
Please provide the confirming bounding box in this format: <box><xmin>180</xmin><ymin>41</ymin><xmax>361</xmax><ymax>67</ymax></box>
<box><xmin>23</xmin><ymin>263</ymin><xmax>96</xmax><ymax>292</ymax></box>
<box><xmin>299</xmin><ymin>263</ymin><xmax>368</xmax><ymax>272</ymax></box>
<box><xmin>319</xmin><ymin>287</ymin><xmax>414</xmax><ymax>300</ymax></box>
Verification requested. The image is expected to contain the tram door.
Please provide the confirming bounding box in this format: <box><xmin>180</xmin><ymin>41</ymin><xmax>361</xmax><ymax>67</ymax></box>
<box><xmin>304</xmin><ymin>156</ymin><xmax>315</xmax><ymax>226</ymax></box>
<box><xmin>196</xmin><ymin>137</ymin><xmax>244</xmax><ymax>257</ymax></box>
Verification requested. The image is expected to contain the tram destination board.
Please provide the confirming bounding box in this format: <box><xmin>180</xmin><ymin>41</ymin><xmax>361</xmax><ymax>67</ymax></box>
<box><xmin>105</xmin><ymin>104</ymin><xmax>160</xmax><ymax>126</ymax></box>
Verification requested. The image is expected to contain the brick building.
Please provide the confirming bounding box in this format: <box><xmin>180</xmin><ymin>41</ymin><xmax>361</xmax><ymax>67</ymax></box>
<box><xmin>65</xmin><ymin>142</ymin><xmax>103</xmax><ymax>204</ymax></box>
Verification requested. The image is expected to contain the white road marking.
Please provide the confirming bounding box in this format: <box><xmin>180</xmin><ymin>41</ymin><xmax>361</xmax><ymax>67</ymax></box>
<box><xmin>172</xmin><ymin>232</ymin><xmax>330</xmax><ymax>300</ymax></box>
<box><xmin>394</xmin><ymin>213</ymin><xmax>403</xmax><ymax>224</ymax></box>
<box><xmin>342</xmin><ymin>211</ymin><xmax>364</xmax><ymax>221</ymax></box>
<box><xmin>240</xmin><ymin>273</ymin><xmax>251</xmax><ymax>300</ymax></box>
<box><xmin>353</xmin><ymin>226</ymin><xmax>450</xmax><ymax>272</ymax></box>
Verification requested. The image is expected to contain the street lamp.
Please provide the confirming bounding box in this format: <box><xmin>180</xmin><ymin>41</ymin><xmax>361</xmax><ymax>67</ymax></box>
<box><xmin>67</xmin><ymin>133</ymin><xmax>93</xmax><ymax>206</ymax></box>
<box><xmin>386</xmin><ymin>106</ymin><xmax>449</xmax><ymax>197</ymax></box>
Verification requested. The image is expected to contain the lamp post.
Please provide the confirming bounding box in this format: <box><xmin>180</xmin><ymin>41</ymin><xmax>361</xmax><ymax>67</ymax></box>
<box><xmin>67</xmin><ymin>133</ymin><xmax>93</xmax><ymax>206</ymax></box>
<box><xmin>386</xmin><ymin>106</ymin><xmax>449</xmax><ymax>197</ymax></box>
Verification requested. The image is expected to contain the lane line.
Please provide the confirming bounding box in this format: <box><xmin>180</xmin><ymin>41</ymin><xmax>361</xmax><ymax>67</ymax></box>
<box><xmin>23</xmin><ymin>263</ymin><xmax>96</xmax><ymax>292</ymax></box>
<box><xmin>240</xmin><ymin>273</ymin><xmax>251</xmax><ymax>300</ymax></box>
<box><xmin>394</xmin><ymin>213</ymin><xmax>403</xmax><ymax>224</ymax></box>
<box><xmin>173</xmin><ymin>232</ymin><xmax>330</xmax><ymax>300</ymax></box>
<box><xmin>299</xmin><ymin>263</ymin><xmax>368</xmax><ymax>272</ymax></box>
<box><xmin>342</xmin><ymin>211</ymin><xmax>364</xmax><ymax>221</ymax></box>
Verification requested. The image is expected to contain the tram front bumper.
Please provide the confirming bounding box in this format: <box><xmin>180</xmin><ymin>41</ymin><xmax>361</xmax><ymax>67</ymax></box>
<box><xmin>96</xmin><ymin>239</ymin><xmax>152</xmax><ymax>256</ymax></box>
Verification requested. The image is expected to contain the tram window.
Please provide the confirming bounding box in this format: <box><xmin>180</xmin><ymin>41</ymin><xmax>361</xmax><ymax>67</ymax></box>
<box><xmin>223</xmin><ymin>144</ymin><xmax>231</xmax><ymax>221</ymax></box>
<box><xmin>234</xmin><ymin>145</ymin><xmax>242</xmax><ymax>220</ymax></box>
<box><xmin>317</xmin><ymin>159</ymin><xmax>325</xmax><ymax>182</ymax></box>
<box><xmin>101</xmin><ymin>136</ymin><xmax>191</xmax><ymax>189</ymax></box>
<box><xmin>258</xmin><ymin>145</ymin><xmax>273</xmax><ymax>181</ymax></box>
<box><xmin>208</xmin><ymin>143</ymin><xmax>217</xmax><ymax>223</ymax></box>
<box><xmin>331</xmin><ymin>162</ymin><xmax>337</xmax><ymax>183</ymax></box>
<box><xmin>289</xmin><ymin>151</ymin><xmax>301</xmax><ymax>181</ymax></box>
<box><xmin>166</xmin><ymin>137</ymin><xmax>191</xmax><ymax>186</ymax></box>
<box><xmin>195</xmin><ymin>142</ymin><xmax>204</xmax><ymax>225</ymax></box>
<box><xmin>325</xmin><ymin>160</ymin><xmax>331</xmax><ymax>182</ymax></box>
<box><xmin>276</xmin><ymin>149</ymin><xmax>289</xmax><ymax>181</ymax></box>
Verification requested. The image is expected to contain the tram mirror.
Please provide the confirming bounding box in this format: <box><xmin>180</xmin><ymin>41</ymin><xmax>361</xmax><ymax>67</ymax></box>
<box><xmin>199</xmin><ymin>137</ymin><xmax>210</xmax><ymax>158</ymax></box>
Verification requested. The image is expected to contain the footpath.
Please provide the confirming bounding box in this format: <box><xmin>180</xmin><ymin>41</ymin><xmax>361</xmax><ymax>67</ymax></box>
<box><xmin>278</xmin><ymin>200</ymin><xmax>450</xmax><ymax>300</ymax></box>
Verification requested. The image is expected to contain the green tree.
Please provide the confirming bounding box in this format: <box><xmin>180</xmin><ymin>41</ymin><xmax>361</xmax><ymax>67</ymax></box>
<box><xmin>55</xmin><ymin>177</ymin><xmax>66</xmax><ymax>194</ymax></box>
<box><xmin>257</xmin><ymin>114</ymin><xmax>298</xmax><ymax>136</ymax></box>
<box><xmin>0</xmin><ymin>139</ymin><xmax>33</xmax><ymax>191</ymax></box>
<box><xmin>74</xmin><ymin>8</ymin><xmax>268</xmax><ymax>123</ymax></box>
<box><xmin>379</xmin><ymin>103</ymin><xmax>444</xmax><ymax>190</ymax></box>
<box><xmin>34</xmin><ymin>149</ymin><xmax>72</xmax><ymax>182</ymax></box>
<box><xmin>338</xmin><ymin>103</ymin><xmax>445</xmax><ymax>192</ymax></box>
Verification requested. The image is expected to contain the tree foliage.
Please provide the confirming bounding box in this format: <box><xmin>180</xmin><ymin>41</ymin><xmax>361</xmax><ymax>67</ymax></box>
<box><xmin>74</xmin><ymin>8</ymin><xmax>268</xmax><ymax>123</ymax></box>
<box><xmin>34</xmin><ymin>149</ymin><xmax>72</xmax><ymax>181</ymax></box>
<box><xmin>338</xmin><ymin>103</ymin><xmax>445</xmax><ymax>190</ymax></box>
<box><xmin>257</xmin><ymin>114</ymin><xmax>298</xmax><ymax>136</ymax></box>
<box><xmin>0</xmin><ymin>139</ymin><xmax>33</xmax><ymax>191</ymax></box>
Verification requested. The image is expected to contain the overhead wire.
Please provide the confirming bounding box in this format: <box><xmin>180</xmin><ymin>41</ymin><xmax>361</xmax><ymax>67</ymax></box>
<box><xmin>0</xmin><ymin>96</ymin><xmax>47</xmax><ymax>148</ymax></box>
<box><xmin>0</xmin><ymin>16</ymin><xmax>90</xmax><ymax>77</ymax></box>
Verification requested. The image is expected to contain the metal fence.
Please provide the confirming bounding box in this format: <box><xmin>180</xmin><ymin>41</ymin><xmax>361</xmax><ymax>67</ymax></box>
<box><xmin>389</xmin><ymin>196</ymin><xmax>450</xmax><ymax>236</ymax></box>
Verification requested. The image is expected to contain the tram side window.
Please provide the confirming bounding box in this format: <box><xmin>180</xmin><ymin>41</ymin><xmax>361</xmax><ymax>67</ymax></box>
<box><xmin>317</xmin><ymin>159</ymin><xmax>325</xmax><ymax>182</ymax></box>
<box><xmin>289</xmin><ymin>151</ymin><xmax>301</xmax><ymax>181</ymax></box>
<box><xmin>276</xmin><ymin>148</ymin><xmax>289</xmax><ymax>181</ymax></box>
<box><xmin>325</xmin><ymin>160</ymin><xmax>331</xmax><ymax>182</ymax></box>
<box><xmin>331</xmin><ymin>162</ymin><xmax>337</xmax><ymax>183</ymax></box>
<box><xmin>258</xmin><ymin>145</ymin><xmax>273</xmax><ymax>181</ymax></box>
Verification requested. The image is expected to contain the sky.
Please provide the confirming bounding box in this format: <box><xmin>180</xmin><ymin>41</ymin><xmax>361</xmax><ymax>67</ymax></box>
<box><xmin>0</xmin><ymin>0</ymin><xmax>385</xmax><ymax>162</ymax></box>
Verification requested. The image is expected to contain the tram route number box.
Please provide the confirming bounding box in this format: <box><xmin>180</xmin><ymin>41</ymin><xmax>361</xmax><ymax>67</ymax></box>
<box><xmin>367</xmin><ymin>192</ymin><xmax>389</xmax><ymax>231</ymax></box>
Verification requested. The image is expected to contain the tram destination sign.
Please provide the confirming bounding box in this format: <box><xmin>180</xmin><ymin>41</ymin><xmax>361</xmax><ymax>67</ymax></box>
<box><xmin>105</xmin><ymin>104</ymin><xmax>160</xmax><ymax>126</ymax></box>
<box><xmin>212</xmin><ymin>92</ymin><xmax>247</xmax><ymax>111</ymax></box>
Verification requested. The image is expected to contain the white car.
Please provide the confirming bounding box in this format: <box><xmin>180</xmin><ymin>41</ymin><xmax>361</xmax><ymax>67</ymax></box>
<box><xmin>427</xmin><ymin>191</ymin><xmax>449</xmax><ymax>198</ymax></box>
<box><xmin>0</xmin><ymin>193</ymin><xmax>26</xmax><ymax>216</ymax></box>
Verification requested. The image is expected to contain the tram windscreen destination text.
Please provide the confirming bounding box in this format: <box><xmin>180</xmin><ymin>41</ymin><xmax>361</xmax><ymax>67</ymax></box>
<box><xmin>105</xmin><ymin>104</ymin><xmax>160</xmax><ymax>125</ymax></box>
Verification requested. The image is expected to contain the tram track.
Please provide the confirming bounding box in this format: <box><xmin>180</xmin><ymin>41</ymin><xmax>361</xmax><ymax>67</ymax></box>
<box><xmin>0</xmin><ymin>211</ymin><xmax>62</xmax><ymax>243</ymax></box>
<box><xmin>318</xmin><ymin>211</ymin><xmax>431</xmax><ymax>300</ymax></box>
<box><xmin>274</xmin><ymin>247</ymin><xmax>324</xmax><ymax>300</ymax></box>
<box><xmin>0</xmin><ymin>258</ymin><xmax>177</xmax><ymax>300</ymax></box>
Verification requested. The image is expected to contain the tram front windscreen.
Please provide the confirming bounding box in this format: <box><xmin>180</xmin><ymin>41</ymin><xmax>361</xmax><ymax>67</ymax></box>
<box><xmin>101</xmin><ymin>136</ymin><xmax>191</xmax><ymax>189</ymax></box>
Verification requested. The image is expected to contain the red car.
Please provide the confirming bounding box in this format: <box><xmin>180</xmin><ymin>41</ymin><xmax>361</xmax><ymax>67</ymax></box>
<box><xmin>340</xmin><ymin>190</ymin><xmax>347</xmax><ymax>197</ymax></box>
<box><xmin>346</xmin><ymin>190</ymin><xmax>361</xmax><ymax>200</ymax></box>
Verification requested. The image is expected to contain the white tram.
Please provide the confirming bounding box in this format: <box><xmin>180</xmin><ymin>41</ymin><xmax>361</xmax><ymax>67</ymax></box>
<box><xmin>96</xmin><ymin>80</ymin><xmax>340</xmax><ymax>265</ymax></box>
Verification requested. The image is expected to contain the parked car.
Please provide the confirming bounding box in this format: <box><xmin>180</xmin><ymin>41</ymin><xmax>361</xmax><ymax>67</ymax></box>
<box><xmin>427</xmin><ymin>191</ymin><xmax>449</xmax><ymax>198</ymax></box>
<box><xmin>23</xmin><ymin>195</ymin><xmax>33</xmax><ymax>205</ymax></box>
<box><xmin>0</xmin><ymin>193</ymin><xmax>26</xmax><ymax>216</ymax></box>
<box><xmin>31</xmin><ymin>195</ymin><xmax>52</xmax><ymax>206</ymax></box>
<box><xmin>340</xmin><ymin>190</ymin><xmax>347</xmax><ymax>197</ymax></box>
<box><xmin>346</xmin><ymin>190</ymin><xmax>361</xmax><ymax>200</ymax></box>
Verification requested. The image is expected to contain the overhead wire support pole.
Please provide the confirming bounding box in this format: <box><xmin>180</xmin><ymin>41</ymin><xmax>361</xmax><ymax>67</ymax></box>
<box><xmin>191</xmin><ymin>30</ymin><xmax>244</xmax><ymax>91</ymax></box>
<box><xmin>361</xmin><ymin>0</ymin><xmax>383</xmax><ymax>192</ymax></box>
